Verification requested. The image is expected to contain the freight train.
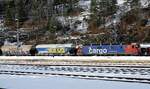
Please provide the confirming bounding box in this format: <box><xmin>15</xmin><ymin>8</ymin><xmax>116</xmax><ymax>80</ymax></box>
<box><xmin>0</xmin><ymin>43</ymin><xmax>150</xmax><ymax>56</ymax></box>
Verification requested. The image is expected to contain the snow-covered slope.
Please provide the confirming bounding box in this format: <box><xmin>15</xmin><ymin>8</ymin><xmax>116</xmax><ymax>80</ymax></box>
<box><xmin>141</xmin><ymin>0</ymin><xmax>150</xmax><ymax>8</ymax></box>
<box><xmin>56</xmin><ymin>0</ymin><xmax>91</xmax><ymax>33</ymax></box>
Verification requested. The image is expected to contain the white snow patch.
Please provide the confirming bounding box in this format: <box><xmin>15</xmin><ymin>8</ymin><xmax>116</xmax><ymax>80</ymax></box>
<box><xmin>117</xmin><ymin>0</ymin><xmax>126</xmax><ymax>5</ymax></box>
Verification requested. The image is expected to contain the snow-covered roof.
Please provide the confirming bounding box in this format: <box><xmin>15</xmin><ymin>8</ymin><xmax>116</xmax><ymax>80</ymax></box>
<box><xmin>36</xmin><ymin>44</ymin><xmax>73</xmax><ymax>48</ymax></box>
<box><xmin>140</xmin><ymin>44</ymin><xmax>150</xmax><ymax>48</ymax></box>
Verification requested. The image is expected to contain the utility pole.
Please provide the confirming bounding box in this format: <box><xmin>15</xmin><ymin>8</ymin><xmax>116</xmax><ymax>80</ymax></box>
<box><xmin>15</xmin><ymin>0</ymin><xmax>20</xmax><ymax>50</ymax></box>
<box><xmin>47</xmin><ymin>0</ymin><xmax>54</xmax><ymax>20</ymax></box>
<box><xmin>16</xmin><ymin>18</ymin><xmax>20</xmax><ymax>48</ymax></box>
<box><xmin>47</xmin><ymin>0</ymin><xmax>55</xmax><ymax>43</ymax></box>
<box><xmin>47</xmin><ymin>0</ymin><xmax>56</xmax><ymax>35</ymax></box>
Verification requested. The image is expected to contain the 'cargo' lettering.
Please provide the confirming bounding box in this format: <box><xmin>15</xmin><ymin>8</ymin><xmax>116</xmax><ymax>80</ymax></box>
<box><xmin>88</xmin><ymin>47</ymin><xmax>108</xmax><ymax>54</ymax></box>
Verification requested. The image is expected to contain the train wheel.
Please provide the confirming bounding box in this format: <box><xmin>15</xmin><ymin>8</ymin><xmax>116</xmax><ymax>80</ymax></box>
<box><xmin>0</xmin><ymin>49</ymin><xmax>2</xmax><ymax>56</ymax></box>
<box><xmin>30</xmin><ymin>48</ymin><xmax>38</xmax><ymax>56</ymax></box>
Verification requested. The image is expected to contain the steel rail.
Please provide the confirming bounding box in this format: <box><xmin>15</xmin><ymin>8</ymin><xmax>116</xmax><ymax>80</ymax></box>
<box><xmin>1</xmin><ymin>64</ymin><xmax>150</xmax><ymax>84</ymax></box>
<box><xmin>0</xmin><ymin>70</ymin><xmax>150</xmax><ymax>84</ymax></box>
<box><xmin>1</xmin><ymin>63</ymin><xmax>150</xmax><ymax>68</ymax></box>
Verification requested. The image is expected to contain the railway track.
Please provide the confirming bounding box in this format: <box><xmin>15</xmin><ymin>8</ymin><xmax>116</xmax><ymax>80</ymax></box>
<box><xmin>1</xmin><ymin>64</ymin><xmax>150</xmax><ymax>83</ymax></box>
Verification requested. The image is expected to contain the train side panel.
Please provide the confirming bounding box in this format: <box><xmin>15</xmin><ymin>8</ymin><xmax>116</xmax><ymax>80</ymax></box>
<box><xmin>36</xmin><ymin>44</ymin><xmax>74</xmax><ymax>55</ymax></box>
<box><xmin>124</xmin><ymin>44</ymin><xmax>139</xmax><ymax>55</ymax></box>
<box><xmin>82</xmin><ymin>45</ymin><xmax>125</xmax><ymax>55</ymax></box>
<box><xmin>1</xmin><ymin>45</ymin><xmax>32</xmax><ymax>56</ymax></box>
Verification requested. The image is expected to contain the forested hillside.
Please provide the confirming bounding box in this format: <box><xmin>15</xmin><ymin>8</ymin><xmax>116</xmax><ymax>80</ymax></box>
<box><xmin>0</xmin><ymin>0</ymin><xmax>150</xmax><ymax>44</ymax></box>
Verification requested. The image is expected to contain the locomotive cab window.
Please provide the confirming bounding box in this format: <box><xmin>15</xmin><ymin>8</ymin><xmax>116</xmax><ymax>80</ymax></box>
<box><xmin>132</xmin><ymin>45</ymin><xmax>135</xmax><ymax>48</ymax></box>
<box><xmin>0</xmin><ymin>49</ymin><xmax>2</xmax><ymax>56</ymax></box>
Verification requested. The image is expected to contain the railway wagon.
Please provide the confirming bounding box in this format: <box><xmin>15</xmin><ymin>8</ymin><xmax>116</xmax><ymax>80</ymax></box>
<box><xmin>35</xmin><ymin>44</ymin><xmax>76</xmax><ymax>56</ymax></box>
<box><xmin>140</xmin><ymin>44</ymin><xmax>150</xmax><ymax>56</ymax></box>
<box><xmin>1</xmin><ymin>45</ymin><xmax>33</xmax><ymax>56</ymax></box>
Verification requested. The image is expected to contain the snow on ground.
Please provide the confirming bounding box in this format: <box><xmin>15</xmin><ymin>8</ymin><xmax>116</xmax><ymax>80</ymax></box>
<box><xmin>56</xmin><ymin>0</ymin><xmax>91</xmax><ymax>33</ymax></box>
<box><xmin>106</xmin><ymin>0</ymin><xmax>149</xmax><ymax>28</ymax></box>
<box><xmin>1</xmin><ymin>56</ymin><xmax>150</xmax><ymax>61</ymax></box>
<box><xmin>78</xmin><ymin>0</ymin><xmax>91</xmax><ymax>11</ymax></box>
<box><xmin>1</xmin><ymin>65</ymin><xmax>150</xmax><ymax>79</ymax></box>
<box><xmin>117</xmin><ymin>0</ymin><xmax>126</xmax><ymax>5</ymax></box>
<box><xmin>0</xmin><ymin>75</ymin><xmax>150</xmax><ymax>89</ymax></box>
<box><xmin>141</xmin><ymin>0</ymin><xmax>150</xmax><ymax>8</ymax></box>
